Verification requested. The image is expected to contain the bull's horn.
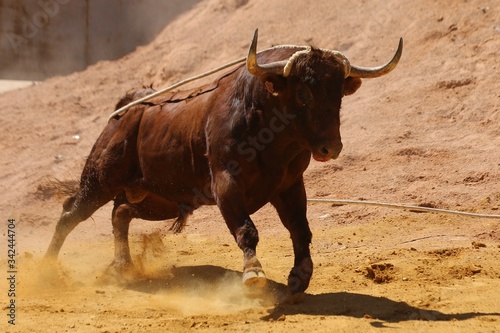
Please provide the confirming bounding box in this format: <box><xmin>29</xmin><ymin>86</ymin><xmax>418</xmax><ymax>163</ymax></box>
<box><xmin>246</xmin><ymin>29</ymin><xmax>289</xmax><ymax>76</ymax></box>
<box><xmin>348</xmin><ymin>38</ymin><xmax>403</xmax><ymax>78</ymax></box>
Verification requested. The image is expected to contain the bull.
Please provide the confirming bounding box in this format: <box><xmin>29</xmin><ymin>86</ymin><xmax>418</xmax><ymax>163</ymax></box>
<box><xmin>45</xmin><ymin>30</ymin><xmax>402</xmax><ymax>296</ymax></box>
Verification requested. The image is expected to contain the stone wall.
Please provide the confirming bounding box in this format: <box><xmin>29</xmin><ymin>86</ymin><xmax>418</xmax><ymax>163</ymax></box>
<box><xmin>0</xmin><ymin>0</ymin><xmax>199</xmax><ymax>80</ymax></box>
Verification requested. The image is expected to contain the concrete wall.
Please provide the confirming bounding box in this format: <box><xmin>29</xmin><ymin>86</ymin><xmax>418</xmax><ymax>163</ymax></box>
<box><xmin>0</xmin><ymin>0</ymin><xmax>200</xmax><ymax>81</ymax></box>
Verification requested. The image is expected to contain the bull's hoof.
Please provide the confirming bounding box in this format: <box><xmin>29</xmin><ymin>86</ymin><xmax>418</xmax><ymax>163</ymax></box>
<box><xmin>101</xmin><ymin>261</ymin><xmax>140</xmax><ymax>284</ymax></box>
<box><xmin>287</xmin><ymin>257</ymin><xmax>313</xmax><ymax>295</ymax></box>
<box><xmin>242</xmin><ymin>269</ymin><xmax>267</xmax><ymax>288</ymax></box>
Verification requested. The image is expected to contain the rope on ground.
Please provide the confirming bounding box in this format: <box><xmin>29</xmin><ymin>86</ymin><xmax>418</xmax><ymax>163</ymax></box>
<box><xmin>306</xmin><ymin>198</ymin><xmax>500</xmax><ymax>219</ymax></box>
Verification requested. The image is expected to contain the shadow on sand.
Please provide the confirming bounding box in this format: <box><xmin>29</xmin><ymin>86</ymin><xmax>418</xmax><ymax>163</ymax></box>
<box><xmin>121</xmin><ymin>264</ymin><xmax>499</xmax><ymax>324</ymax></box>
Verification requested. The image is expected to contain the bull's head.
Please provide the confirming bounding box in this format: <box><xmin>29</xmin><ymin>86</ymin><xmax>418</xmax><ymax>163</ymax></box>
<box><xmin>246</xmin><ymin>29</ymin><xmax>402</xmax><ymax>162</ymax></box>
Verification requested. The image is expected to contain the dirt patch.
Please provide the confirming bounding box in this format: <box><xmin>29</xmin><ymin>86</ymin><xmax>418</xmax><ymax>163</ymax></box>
<box><xmin>362</xmin><ymin>263</ymin><xmax>396</xmax><ymax>284</ymax></box>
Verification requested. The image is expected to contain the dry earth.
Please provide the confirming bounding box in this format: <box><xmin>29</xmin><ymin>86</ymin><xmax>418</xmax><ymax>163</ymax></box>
<box><xmin>1</xmin><ymin>0</ymin><xmax>499</xmax><ymax>332</ymax></box>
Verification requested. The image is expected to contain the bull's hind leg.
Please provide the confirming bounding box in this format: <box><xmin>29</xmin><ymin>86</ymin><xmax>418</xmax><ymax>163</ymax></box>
<box><xmin>108</xmin><ymin>193</ymin><xmax>190</xmax><ymax>276</ymax></box>
<box><xmin>45</xmin><ymin>189</ymin><xmax>112</xmax><ymax>261</ymax></box>
<box><xmin>41</xmin><ymin>189</ymin><xmax>111</xmax><ymax>287</ymax></box>
<box><xmin>109</xmin><ymin>195</ymin><xmax>135</xmax><ymax>273</ymax></box>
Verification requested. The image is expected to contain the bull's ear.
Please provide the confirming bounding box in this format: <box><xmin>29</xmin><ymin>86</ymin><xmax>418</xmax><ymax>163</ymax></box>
<box><xmin>343</xmin><ymin>77</ymin><xmax>362</xmax><ymax>96</ymax></box>
<box><xmin>264</xmin><ymin>75</ymin><xmax>285</xmax><ymax>97</ymax></box>
<box><xmin>265</xmin><ymin>81</ymin><xmax>279</xmax><ymax>96</ymax></box>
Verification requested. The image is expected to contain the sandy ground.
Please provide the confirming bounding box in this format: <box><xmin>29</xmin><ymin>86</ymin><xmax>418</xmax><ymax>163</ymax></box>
<box><xmin>1</xmin><ymin>0</ymin><xmax>499</xmax><ymax>332</ymax></box>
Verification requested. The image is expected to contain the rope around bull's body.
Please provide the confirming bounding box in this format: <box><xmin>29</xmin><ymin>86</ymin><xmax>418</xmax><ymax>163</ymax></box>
<box><xmin>307</xmin><ymin>198</ymin><xmax>500</xmax><ymax>219</ymax></box>
<box><xmin>107</xmin><ymin>44</ymin><xmax>310</xmax><ymax>121</ymax></box>
<box><xmin>107</xmin><ymin>57</ymin><xmax>247</xmax><ymax>121</ymax></box>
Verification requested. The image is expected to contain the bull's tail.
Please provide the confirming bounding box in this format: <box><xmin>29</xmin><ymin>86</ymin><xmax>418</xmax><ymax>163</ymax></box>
<box><xmin>34</xmin><ymin>177</ymin><xmax>79</xmax><ymax>202</ymax></box>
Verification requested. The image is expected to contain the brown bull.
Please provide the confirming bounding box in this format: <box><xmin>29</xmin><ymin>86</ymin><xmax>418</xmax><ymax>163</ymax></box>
<box><xmin>45</xmin><ymin>30</ymin><xmax>402</xmax><ymax>295</ymax></box>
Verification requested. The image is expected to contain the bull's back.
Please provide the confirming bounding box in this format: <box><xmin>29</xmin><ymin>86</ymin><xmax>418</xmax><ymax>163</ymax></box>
<box><xmin>135</xmin><ymin>100</ymin><xmax>213</xmax><ymax>203</ymax></box>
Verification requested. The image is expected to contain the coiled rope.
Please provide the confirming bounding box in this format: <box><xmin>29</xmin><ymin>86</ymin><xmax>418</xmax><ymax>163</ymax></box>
<box><xmin>307</xmin><ymin>198</ymin><xmax>500</xmax><ymax>219</ymax></box>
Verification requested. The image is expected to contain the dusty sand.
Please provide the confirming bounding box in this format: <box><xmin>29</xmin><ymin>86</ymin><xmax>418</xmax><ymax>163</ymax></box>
<box><xmin>1</xmin><ymin>0</ymin><xmax>499</xmax><ymax>332</ymax></box>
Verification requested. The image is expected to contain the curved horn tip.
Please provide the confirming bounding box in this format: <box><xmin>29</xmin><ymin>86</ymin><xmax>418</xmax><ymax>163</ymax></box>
<box><xmin>391</xmin><ymin>37</ymin><xmax>404</xmax><ymax>66</ymax></box>
<box><xmin>249</xmin><ymin>29</ymin><xmax>259</xmax><ymax>53</ymax></box>
<box><xmin>387</xmin><ymin>37</ymin><xmax>403</xmax><ymax>66</ymax></box>
<box><xmin>247</xmin><ymin>29</ymin><xmax>259</xmax><ymax>73</ymax></box>
<box><xmin>348</xmin><ymin>37</ymin><xmax>404</xmax><ymax>78</ymax></box>
<box><xmin>396</xmin><ymin>37</ymin><xmax>403</xmax><ymax>57</ymax></box>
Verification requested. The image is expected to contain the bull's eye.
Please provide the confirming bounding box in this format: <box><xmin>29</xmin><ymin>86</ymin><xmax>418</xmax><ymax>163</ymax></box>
<box><xmin>295</xmin><ymin>84</ymin><xmax>313</xmax><ymax>108</ymax></box>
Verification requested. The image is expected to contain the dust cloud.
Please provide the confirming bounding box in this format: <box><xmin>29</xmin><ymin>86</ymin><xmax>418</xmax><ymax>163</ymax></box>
<box><xmin>151</xmin><ymin>272</ymin><xmax>271</xmax><ymax>316</ymax></box>
<box><xmin>135</xmin><ymin>231</ymin><xmax>277</xmax><ymax>316</ymax></box>
<box><xmin>15</xmin><ymin>231</ymin><xmax>277</xmax><ymax>319</ymax></box>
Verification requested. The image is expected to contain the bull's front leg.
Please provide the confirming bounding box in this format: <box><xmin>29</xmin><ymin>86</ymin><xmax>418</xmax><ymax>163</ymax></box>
<box><xmin>271</xmin><ymin>178</ymin><xmax>313</xmax><ymax>297</ymax></box>
<box><xmin>212</xmin><ymin>171</ymin><xmax>266</xmax><ymax>287</ymax></box>
<box><xmin>234</xmin><ymin>218</ymin><xmax>266</xmax><ymax>287</ymax></box>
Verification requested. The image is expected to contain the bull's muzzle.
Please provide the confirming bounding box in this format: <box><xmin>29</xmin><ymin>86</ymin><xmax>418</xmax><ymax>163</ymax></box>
<box><xmin>313</xmin><ymin>142</ymin><xmax>343</xmax><ymax>162</ymax></box>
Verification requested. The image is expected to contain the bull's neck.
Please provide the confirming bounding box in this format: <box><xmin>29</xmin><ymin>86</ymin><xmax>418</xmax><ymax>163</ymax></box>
<box><xmin>234</xmin><ymin>70</ymin><xmax>310</xmax><ymax>166</ymax></box>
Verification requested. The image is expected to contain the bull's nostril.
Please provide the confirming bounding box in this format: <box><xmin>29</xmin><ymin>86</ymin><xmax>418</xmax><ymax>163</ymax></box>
<box><xmin>320</xmin><ymin>147</ymin><xmax>329</xmax><ymax>156</ymax></box>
